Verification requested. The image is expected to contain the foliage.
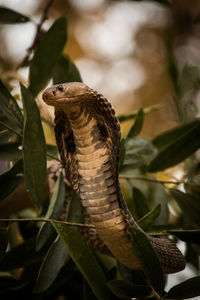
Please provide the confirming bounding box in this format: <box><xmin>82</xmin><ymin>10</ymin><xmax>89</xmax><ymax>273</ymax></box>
<box><xmin>0</xmin><ymin>5</ymin><xmax>200</xmax><ymax>300</ymax></box>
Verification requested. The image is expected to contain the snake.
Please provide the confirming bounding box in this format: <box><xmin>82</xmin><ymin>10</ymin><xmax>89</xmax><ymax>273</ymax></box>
<box><xmin>42</xmin><ymin>82</ymin><xmax>186</xmax><ymax>274</ymax></box>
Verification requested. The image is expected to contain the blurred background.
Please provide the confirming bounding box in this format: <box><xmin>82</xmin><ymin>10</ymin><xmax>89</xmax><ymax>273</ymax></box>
<box><xmin>1</xmin><ymin>0</ymin><xmax>200</xmax><ymax>138</ymax></box>
<box><xmin>1</xmin><ymin>0</ymin><xmax>200</xmax><ymax>294</ymax></box>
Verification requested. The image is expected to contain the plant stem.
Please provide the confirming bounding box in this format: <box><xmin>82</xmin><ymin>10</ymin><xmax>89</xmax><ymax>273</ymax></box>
<box><xmin>0</xmin><ymin>217</ymin><xmax>94</xmax><ymax>228</ymax></box>
<box><xmin>119</xmin><ymin>174</ymin><xmax>184</xmax><ymax>185</ymax></box>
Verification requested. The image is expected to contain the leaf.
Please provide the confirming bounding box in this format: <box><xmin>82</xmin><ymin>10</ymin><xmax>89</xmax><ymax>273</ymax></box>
<box><xmin>51</xmin><ymin>221</ymin><xmax>112</xmax><ymax>300</ymax></box>
<box><xmin>168</xmin><ymin>230</ymin><xmax>200</xmax><ymax>244</ymax></box>
<box><xmin>0</xmin><ymin>142</ymin><xmax>22</xmax><ymax>160</ymax></box>
<box><xmin>122</xmin><ymin>138</ymin><xmax>157</xmax><ymax>169</ymax></box>
<box><xmin>107</xmin><ymin>280</ymin><xmax>152</xmax><ymax>299</ymax></box>
<box><xmin>127</xmin><ymin>108</ymin><xmax>144</xmax><ymax>138</ymax></box>
<box><xmin>148</xmin><ymin>121</ymin><xmax>200</xmax><ymax>172</ymax></box>
<box><xmin>0</xmin><ymin>80</ymin><xmax>23</xmax><ymax>132</ymax></box>
<box><xmin>34</xmin><ymin>236</ymin><xmax>69</xmax><ymax>293</ymax></box>
<box><xmin>29</xmin><ymin>17</ymin><xmax>67</xmax><ymax>97</ymax></box>
<box><xmin>0</xmin><ymin>7</ymin><xmax>29</xmax><ymax>23</ymax></box>
<box><xmin>0</xmin><ymin>159</ymin><xmax>23</xmax><ymax>201</ymax></box>
<box><xmin>37</xmin><ymin>172</ymin><xmax>66</xmax><ymax>251</ymax></box>
<box><xmin>53</xmin><ymin>55</ymin><xmax>82</xmax><ymax>84</ymax></box>
<box><xmin>152</xmin><ymin>119</ymin><xmax>200</xmax><ymax>151</ymax></box>
<box><xmin>170</xmin><ymin>189</ymin><xmax>200</xmax><ymax>226</ymax></box>
<box><xmin>137</xmin><ymin>204</ymin><xmax>161</xmax><ymax>231</ymax></box>
<box><xmin>166</xmin><ymin>276</ymin><xmax>200</xmax><ymax>299</ymax></box>
<box><xmin>21</xmin><ymin>84</ymin><xmax>46</xmax><ymax>209</ymax></box>
<box><xmin>0</xmin><ymin>229</ymin><xmax>8</xmax><ymax>261</ymax></box>
<box><xmin>132</xmin><ymin>187</ymin><xmax>149</xmax><ymax>219</ymax></box>
<box><xmin>128</xmin><ymin>228</ymin><xmax>165</xmax><ymax>295</ymax></box>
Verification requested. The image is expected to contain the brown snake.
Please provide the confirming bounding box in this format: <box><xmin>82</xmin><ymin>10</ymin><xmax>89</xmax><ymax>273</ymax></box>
<box><xmin>42</xmin><ymin>82</ymin><xmax>185</xmax><ymax>274</ymax></box>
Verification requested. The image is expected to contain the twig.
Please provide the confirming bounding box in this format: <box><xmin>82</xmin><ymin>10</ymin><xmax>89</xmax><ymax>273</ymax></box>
<box><xmin>0</xmin><ymin>217</ymin><xmax>95</xmax><ymax>228</ymax></box>
<box><xmin>17</xmin><ymin>0</ymin><xmax>55</xmax><ymax>69</ymax></box>
<box><xmin>119</xmin><ymin>174</ymin><xmax>184</xmax><ymax>185</ymax></box>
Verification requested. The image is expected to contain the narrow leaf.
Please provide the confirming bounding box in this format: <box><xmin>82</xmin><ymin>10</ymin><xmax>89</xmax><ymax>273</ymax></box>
<box><xmin>34</xmin><ymin>236</ymin><xmax>69</xmax><ymax>293</ymax></box>
<box><xmin>119</xmin><ymin>138</ymin><xmax>126</xmax><ymax>171</ymax></box>
<box><xmin>168</xmin><ymin>230</ymin><xmax>200</xmax><ymax>244</ymax></box>
<box><xmin>166</xmin><ymin>276</ymin><xmax>200</xmax><ymax>299</ymax></box>
<box><xmin>152</xmin><ymin>119</ymin><xmax>200</xmax><ymax>151</ymax></box>
<box><xmin>53</xmin><ymin>55</ymin><xmax>82</xmax><ymax>84</ymax></box>
<box><xmin>127</xmin><ymin>108</ymin><xmax>144</xmax><ymax>138</ymax></box>
<box><xmin>29</xmin><ymin>17</ymin><xmax>67</xmax><ymax>97</ymax></box>
<box><xmin>51</xmin><ymin>221</ymin><xmax>112</xmax><ymax>300</ymax></box>
<box><xmin>37</xmin><ymin>172</ymin><xmax>65</xmax><ymax>250</ymax></box>
<box><xmin>0</xmin><ymin>80</ymin><xmax>23</xmax><ymax>131</ymax></box>
<box><xmin>0</xmin><ymin>142</ymin><xmax>22</xmax><ymax>161</ymax></box>
<box><xmin>21</xmin><ymin>84</ymin><xmax>46</xmax><ymax>209</ymax></box>
<box><xmin>149</xmin><ymin>121</ymin><xmax>200</xmax><ymax>172</ymax></box>
<box><xmin>132</xmin><ymin>187</ymin><xmax>149</xmax><ymax>219</ymax></box>
<box><xmin>0</xmin><ymin>7</ymin><xmax>29</xmax><ymax>23</ymax></box>
<box><xmin>128</xmin><ymin>228</ymin><xmax>165</xmax><ymax>295</ymax></box>
<box><xmin>107</xmin><ymin>280</ymin><xmax>152</xmax><ymax>299</ymax></box>
<box><xmin>137</xmin><ymin>204</ymin><xmax>161</xmax><ymax>231</ymax></box>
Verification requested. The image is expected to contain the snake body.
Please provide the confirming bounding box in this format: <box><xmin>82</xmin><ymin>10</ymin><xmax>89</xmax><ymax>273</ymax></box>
<box><xmin>42</xmin><ymin>82</ymin><xmax>185</xmax><ymax>274</ymax></box>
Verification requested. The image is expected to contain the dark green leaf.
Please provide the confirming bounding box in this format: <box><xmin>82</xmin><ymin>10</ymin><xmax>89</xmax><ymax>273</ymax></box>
<box><xmin>138</xmin><ymin>204</ymin><xmax>161</xmax><ymax>231</ymax></box>
<box><xmin>128</xmin><ymin>228</ymin><xmax>165</xmax><ymax>295</ymax></box>
<box><xmin>127</xmin><ymin>109</ymin><xmax>144</xmax><ymax>138</ymax></box>
<box><xmin>107</xmin><ymin>280</ymin><xmax>152</xmax><ymax>299</ymax></box>
<box><xmin>149</xmin><ymin>121</ymin><xmax>200</xmax><ymax>172</ymax></box>
<box><xmin>0</xmin><ymin>7</ymin><xmax>29</xmax><ymax>23</ymax></box>
<box><xmin>37</xmin><ymin>172</ymin><xmax>65</xmax><ymax>251</ymax></box>
<box><xmin>0</xmin><ymin>142</ymin><xmax>22</xmax><ymax>160</ymax></box>
<box><xmin>152</xmin><ymin>119</ymin><xmax>200</xmax><ymax>151</ymax></box>
<box><xmin>0</xmin><ymin>229</ymin><xmax>8</xmax><ymax>261</ymax></box>
<box><xmin>21</xmin><ymin>84</ymin><xmax>46</xmax><ymax>209</ymax></box>
<box><xmin>166</xmin><ymin>276</ymin><xmax>200</xmax><ymax>299</ymax></box>
<box><xmin>29</xmin><ymin>17</ymin><xmax>67</xmax><ymax>97</ymax></box>
<box><xmin>34</xmin><ymin>236</ymin><xmax>69</xmax><ymax>293</ymax></box>
<box><xmin>168</xmin><ymin>230</ymin><xmax>200</xmax><ymax>244</ymax></box>
<box><xmin>122</xmin><ymin>138</ymin><xmax>157</xmax><ymax>169</ymax></box>
<box><xmin>0</xmin><ymin>80</ymin><xmax>23</xmax><ymax>131</ymax></box>
<box><xmin>119</xmin><ymin>139</ymin><xmax>126</xmax><ymax>171</ymax></box>
<box><xmin>51</xmin><ymin>221</ymin><xmax>112</xmax><ymax>300</ymax></box>
<box><xmin>170</xmin><ymin>189</ymin><xmax>200</xmax><ymax>226</ymax></box>
<box><xmin>67</xmin><ymin>189</ymin><xmax>83</xmax><ymax>223</ymax></box>
<box><xmin>132</xmin><ymin>187</ymin><xmax>149</xmax><ymax>219</ymax></box>
<box><xmin>185</xmin><ymin>243</ymin><xmax>199</xmax><ymax>270</ymax></box>
<box><xmin>0</xmin><ymin>159</ymin><xmax>23</xmax><ymax>201</ymax></box>
<box><xmin>53</xmin><ymin>55</ymin><xmax>82</xmax><ymax>84</ymax></box>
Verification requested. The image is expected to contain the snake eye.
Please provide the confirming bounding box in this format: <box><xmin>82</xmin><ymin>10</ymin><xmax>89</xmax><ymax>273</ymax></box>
<box><xmin>58</xmin><ymin>85</ymin><xmax>63</xmax><ymax>92</ymax></box>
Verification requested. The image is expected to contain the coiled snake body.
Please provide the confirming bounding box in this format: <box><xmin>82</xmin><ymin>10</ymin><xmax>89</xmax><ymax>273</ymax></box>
<box><xmin>42</xmin><ymin>82</ymin><xmax>185</xmax><ymax>274</ymax></box>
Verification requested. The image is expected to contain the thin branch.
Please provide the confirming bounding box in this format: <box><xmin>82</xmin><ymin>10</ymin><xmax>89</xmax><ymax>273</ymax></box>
<box><xmin>0</xmin><ymin>217</ymin><xmax>95</xmax><ymax>228</ymax></box>
<box><xmin>17</xmin><ymin>0</ymin><xmax>55</xmax><ymax>69</ymax></box>
<box><xmin>119</xmin><ymin>174</ymin><xmax>184</xmax><ymax>185</ymax></box>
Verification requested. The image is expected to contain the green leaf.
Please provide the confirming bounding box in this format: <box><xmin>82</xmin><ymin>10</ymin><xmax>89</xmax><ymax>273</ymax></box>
<box><xmin>53</xmin><ymin>55</ymin><xmax>82</xmax><ymax>84</ymax></box>
<box><xmin>127</xmin><ymin>108</ymin><xmax>144</xmax><ymax>138</ymax></box>
<box><xmin>0</xmin><ymin>159</ymin><xmax>23</xmax><ymax>201</ymax></box>
<box><xmin>67</xmin><ymin>189</ymin><xmax>83</xmax><ymax>223</ymax></box>
<box><xmin>170</xmin><ymin>189</ymin><xmax>200</xmax><ymax>226</ymax></box>
<box><xmin>168</xmin><ymin>229</ymin><xmax>200</xmax><ymax>244</ymax></box>
<box><xmin>107</xmin><ymin>280</ymin><xmax>152</xmax><ymax>299</ymax></box>
<box><xmin>128</xmin><ymin>228</ymin><xmax>165</xmax><ymax>295</ymax></box>
<box><xmin>0</xmin><ymin>80</ymin><xmax>23</xmax><ymax>131</ymax></box>
<box><xmin>138</xmin><ymin>204</ymin><xmax>161</xmax><ymax>231</ymax></box>
<box><xmin>29</xmin><ymin>17</ymin><xmax>67</xmax><ymax>97</ymax></box>
<box><xmin>0</xmin><ymin>7</ymin><xmax>29</xmax><ymax>24</ymax></box>
<box><xmin>51</xmin><ymin>221</ymin><xmax>112</xmax><ymax>300</ymax></box>
<box><xmin>21</xmin><ymin>84</ymin><xmax>46</xmax><ymax>209</ymax></box>
<box><xmin>122</xmin><ymin>138</ymin><xmax>157</xmax><ymax>169</ymax></box>
<box><xmin>132</xmin><ymin>187</ymin><xmax>149</xmax><ymax>220</ymax></box>
<box><xmin>34</xmin><ymin>236</ymin><xmax>69</xmax><ymax>293</ymax></box>
<box><xmin>149</xmin><ymin>121</ymin><xmax>200</xmax><ymax>172</ymax></box>
<box><xmin>0</xmin><ymin>229</ymin><xmax>8</xmax><ymax>261</ymax></box>
<box><xmin>166</xmin><ymin>276</ymin><xmax>200</xmax><ymax>299</ymax></box>
<box><xmin>37</xmin><ymin>172</ymin><xmax>65</xmax><ymax>251</ymax></box>
<box><xmin>0</xmin><ymin>142</ymin><xmax>22</xmax><ymax>160</ymax></box>
<box><xmin>152</xmin><ymin>119</ymin><xmax>200</xmax><ymax>151</ymax></box>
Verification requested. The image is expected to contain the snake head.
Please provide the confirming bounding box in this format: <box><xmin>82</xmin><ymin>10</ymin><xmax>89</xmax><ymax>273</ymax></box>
<box><xmin>42</xmin><ymin>82</ymin><xmax>92</xmax><ymax>106</ymax></box>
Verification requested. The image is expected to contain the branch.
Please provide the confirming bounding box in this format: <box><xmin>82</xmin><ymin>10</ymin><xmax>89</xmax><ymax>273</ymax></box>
<box><xmin>119</xmin><ymin>174</ymin><xmax>184</xmax><ymax>185</ymax></box>
<box><xmin>0</xmin><ymin>217</ymin><xmax>95</xmax><ymax>228</ymax></box>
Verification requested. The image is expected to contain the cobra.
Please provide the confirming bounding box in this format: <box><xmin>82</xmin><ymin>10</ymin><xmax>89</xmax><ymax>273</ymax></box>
<box><xmin>42</xmin><ymin>82</ymin><xmax>185</xmax><ymax>274</ymax></box>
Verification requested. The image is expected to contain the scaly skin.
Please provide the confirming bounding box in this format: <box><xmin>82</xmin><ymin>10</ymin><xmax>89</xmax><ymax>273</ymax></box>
<box><xmin>42</xmin><ymin>82</ymin><xmax>186</xmax><ymax>274</ymax></box>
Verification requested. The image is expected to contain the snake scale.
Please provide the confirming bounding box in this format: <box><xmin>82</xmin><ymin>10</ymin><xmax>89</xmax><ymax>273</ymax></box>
<box><xmin>42</xmin><ymin>82</ymin><xmax>185</xmax><ymax>274</ymax></box>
